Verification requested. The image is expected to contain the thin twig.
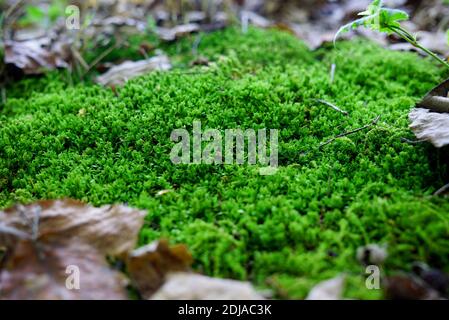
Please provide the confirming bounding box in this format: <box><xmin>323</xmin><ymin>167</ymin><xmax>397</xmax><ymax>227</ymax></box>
<box><xmin>0</xmin><ymin>86</ymin><xmax>6</xmax><ymax>105</ymax></box>
<box><xmin>71</xmin><ymin>47</ymin><xmax>89</xmax><ymax>71</ymax></box>
<box><xmin>434</xmin><ymin>182</ymin><xmax>449</xmax><ymax>196</ymax></box>
<box><xmin>400</xmin><ymin>137</ymin><xmax>426</xmax><ymax>144</ymax></box>
<box><xmin>4</xmin><ymin>0</ymin><xmax>24</xmax><ymax>20</ymax></box>
<box><xmin>315</xmin><ymin>99</ymin><xmax>349</xmax><ymax>116</ymax></box>
<box><xmin>319</xmin><ymin>115</ymin><xmax>380</xmax><ymax>148</ymax></box>
<box><xmin>83</xmin><ymin>40</ymin><xmax>124</xmax><ymax>76</ymax></box>
<box><xmin>192</xmin><ymin>34</ymin><xmax>202</xmax><ymax>56</ymax></box>
<box><xmin>330</xmin><ymin>63</ymin><xmax>336</xmax><ymax>84</ymax></box>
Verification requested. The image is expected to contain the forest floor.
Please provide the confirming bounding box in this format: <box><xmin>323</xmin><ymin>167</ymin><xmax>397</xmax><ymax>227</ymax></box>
<box><xmin>1</xmin><ymin>27</ymin><xmax>449</xmax><ymax>299</ymax></box>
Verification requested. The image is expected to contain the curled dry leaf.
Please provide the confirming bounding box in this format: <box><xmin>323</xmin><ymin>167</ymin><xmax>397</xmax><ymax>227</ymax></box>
<box><xmin>356</xmin><ymin>244</ymin><xmax>388</xmax><ymax>266</ymax></box>
<box><xmin>96</xmin><ymin>55</ymin><xmax>171</xmax><ymax>87</ymax></box>
<box><xmin>150</xmin><ymin>272</ymin><xmax>264</xmax><ymax>300</ymax></box>
<box><xmin>0</xmin><ymin>199</ymin><xmax>146</xmax><ymax>300</ymax></box>
<box><xmin>4</xmin><ymin>38</ymin><xmax>69</xmax><ymax>75</ymax></box>
<box><xmin>409</xmin><ymin>78</ymin><xmax>449</xmax><ymax>148</ymax></box>
<box><xmin>0</xmin><ymin>199</ymin><xmax>146</xmax><ymax>257</ymax></box>
<box><xmin>156</xmin><ymin>24</ymin><xmax>200</xmax><ymax>42</ymax></box>
<box><xmin>417</xmin><ymin>78</ymin><xmax>449</xmax><ymax>113</ymax></box>
<box><xmin>385</xmin><ymin>274</ymin><xmax>442</xmax><ymax>300</ymax></box>
<box><xmin>306</xmin><ymin>275</ymin><xmax>345</xmax><ymax>300</ymax></box>
<box><xmin>0</xmin><ymin>241</ymin><xmax>128</xmax><ymax>300</ymax></box>
<box><xmin>412</xmin><ymin>262</ymin><xmax>449</xmax><ymax>297</ymax></box>
<box><xmin>127</xmin><ymin>239</ymin><xmax>193</xmax><ymax>299</ymax></box>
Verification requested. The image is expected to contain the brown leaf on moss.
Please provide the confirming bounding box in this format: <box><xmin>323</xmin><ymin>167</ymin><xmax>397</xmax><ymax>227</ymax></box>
<box><xmin>0</xmin><ymin>199</ymin><xmax>146</xmax><ymax>300</ymax></box>
<box><xmin>96</xmin><ymin>55</ymin><xmax>171</xmax><ymax>87</ymax></box>
<box><xmin>385</xmin><ymin>275</ymin><xmax>442</xmax><ymax>300</ymax></box>
<box><xmin>0</xmin><ymin>199</ymin><xmax>146</xmax><ymax>257</ymax></box>
<box><xmin>127</xmin><ymin>239</ymin><xmax>193</xmax><ymax>299</ymax></box>
<box><xmin>409</xmin><ymin>78</ymin><xmax>449</xmax><ymax>148</ymax></box>
<box><xmin>156</xmin><ymin>24</ymin><xmax>200</xmax><ymax>41</ymax></box>
<box><xmin>150</xmin><ymin>272</ymin><xmax>264</xmax><ymax>300</ymax></box>
<box><xmin>306</xmin><ymin>275</ymin><xmax>345</xmax><ymax>300</ymax></box>
<box><xmin>409</xmin><ymin>108</ymin><xmax>449</xmax><ymax>148</ymax></box>
<box><xmin>4</xmin><ymin>38</ymin><xmax>69</xmax><ymax>75</ymax></box>
<box><xmin>0</xmin><ymin>241</ymin><xmax>128</xmax><ymax>300</ymax></box>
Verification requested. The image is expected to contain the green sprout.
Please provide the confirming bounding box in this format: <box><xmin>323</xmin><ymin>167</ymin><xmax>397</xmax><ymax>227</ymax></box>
<box><xmin>334</xmin><ymin>0</ymin><xmax>449</xmax><ymax>70</ymax></box>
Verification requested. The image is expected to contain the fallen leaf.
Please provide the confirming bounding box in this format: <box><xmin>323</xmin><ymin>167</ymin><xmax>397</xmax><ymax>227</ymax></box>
<box><xmin>0</xmin><ymin>199</ymin><xmax>146</xmax><ymax>257</ymax></box>
<box><xmin>0</xmin><ymin>241</ymin><xmax>128</xmax><ymax>300</ymax></box>
<box><xmin>96</xmin><ymin>55</ymin><xmax>171</xmax><ymax>86</ymax></box>
<box><xmin>417</xmin><ymin>78</ymin><xmax>449</xmax><ymax>113</ymax></box>
<box><xmin>127</xmin><ymin>239</ymin><xmax>192</xmax><ymax>299</ymax></box>
<box><xmin>412</xmin><ymin>262</ymin><xmax>449</xmax><ymax>297</ymax></box>
<box><xmin>409</xmin><ymin>108</ymin><xmax>449</xmax><ymax>148</ymax></box>
<box><xmin>356</xmin><ymin>244</ymin><xmax>388</xmax><ymax>266</ymax></box>
<box><xmin>241</xmin><ymin>10</ymin><xmax>271</xmax><ymax>33</ymax></box>
<box><xmin>385</xmin><ymin>274</ymin><xmax>442</xmax><ymax>300</ymax></box>
<box><xmin>156</xmin><ymin>24</ymin><xmax>200</xmax><ymax>42</ymax></box>
<box><xmin>4</xmin><ymin>38</ymin><xmax>69</xmax><ymax>74</ymax></box>
<box><xmin>191</xmin><ymin>57</ymin><xmax>210</xmax><ymax>66</ymax></box>
<box><xmin>0</xmin><ymin>199</ymin><xmax>146</xmax><ymax>300</ymax></box>
<box><xmin>150</xmin><ymin>272</ymin><xmax>264</xmax><ymax>300</ymax></box>
<box><xmin>409</xmin><ymin>79</ymin><xmax>449</xmax><ymax>148</ymax></box>
<box><xmin>306</xmin><ymin>275</ymin><xmax>345</xmax><ymax>300</ymax></box>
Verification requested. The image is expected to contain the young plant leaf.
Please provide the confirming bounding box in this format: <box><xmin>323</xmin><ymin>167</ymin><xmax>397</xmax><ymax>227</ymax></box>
<box><xmin>334</xmin><ymin>1</ymin><xmax>409</xmax><ymax>44</ymax></box>
<box><xmin>333</xmin><ymin>15</ymin><xmax>377</xmax><ymax>45</ymax></box>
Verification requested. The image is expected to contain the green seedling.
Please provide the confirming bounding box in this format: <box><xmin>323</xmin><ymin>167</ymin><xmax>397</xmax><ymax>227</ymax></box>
<box><xmin>335</xmin><ymin>0</ymin><xmax>449</xmax><ymax>70</ymax></box>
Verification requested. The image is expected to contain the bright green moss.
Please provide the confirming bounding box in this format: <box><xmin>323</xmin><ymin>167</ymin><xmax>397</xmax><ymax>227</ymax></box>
<box><xmin>1</xmin><ymin>27</ymin><xmax>449</xmax><ymax>299</ymax></box>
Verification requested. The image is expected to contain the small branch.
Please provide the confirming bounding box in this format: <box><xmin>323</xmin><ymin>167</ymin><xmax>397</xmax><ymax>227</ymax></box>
<box><xmin>319</xmin><ymin>115</ymin><xmax>380</xmax><ymax>148</ymax></box>
<box><xmin>400</xmin><ymin>137</ymin><xmax>426</xmax><ymax>144</ymax></box>
<box><xmin>434</xmin><ymin>182</ymin><xmax>449</xmax><ymax>196</ymax></box>
<box><xmin>329</xmin><ymin>64</ymin><xmax>336</xmax><ymax>85</ymax></box>
<box><xmin>314</xmin><ymin>99</ymin><xmax>349</xmax><ymax>116</ymax></box>
<box><xmin>71</xmin><ymin>47</ymin><xmax>89</xmax><ymax>71</ymax></box>
<box><xmin>82</xmin><ymin>40</ymin><xmax>124</xmax><ymax>77</ymax></box>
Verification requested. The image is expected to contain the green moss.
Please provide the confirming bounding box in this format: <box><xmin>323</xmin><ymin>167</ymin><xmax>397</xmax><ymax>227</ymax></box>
<box><xmin>1</xmin><ymin>27</ymin><xmax>449</xmax><ymax>299</ymax></box>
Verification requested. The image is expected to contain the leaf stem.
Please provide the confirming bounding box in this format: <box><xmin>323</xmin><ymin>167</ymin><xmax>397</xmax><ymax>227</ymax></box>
<box><xmin>390</xmin><ymin>25</ymin><xmax>449</xmax><ymax>70</ymax></box>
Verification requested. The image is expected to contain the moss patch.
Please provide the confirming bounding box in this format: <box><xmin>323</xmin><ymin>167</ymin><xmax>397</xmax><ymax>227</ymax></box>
<box><xmin>1</xmin><ymin>27</ymin><xmax>449</xmax><ymax>299</ymax></box>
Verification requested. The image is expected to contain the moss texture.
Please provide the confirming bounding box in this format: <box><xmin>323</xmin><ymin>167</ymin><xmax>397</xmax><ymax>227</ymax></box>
<box><xmin>1</xmin><ymin>27</ymin><xmax>449</xmax><ymax>299</ymax></box>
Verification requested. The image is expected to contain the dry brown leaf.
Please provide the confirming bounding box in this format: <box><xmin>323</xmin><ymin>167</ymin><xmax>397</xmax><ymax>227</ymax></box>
<box><xmin>150</xmin><ymin>272</ymin><xmax>264</xmax><ymax>300</ymax></box>
<box><xmin>306</xmin><ymin>275</ymin><xmax>345</xmax><ymax>300</ymax></box>
<box><xmin>0</xmin><ymin>199</ymin><xmax>146</xmax><ymax>257</ymax></box>
<box><xmin>127</xmin><ymin>239</ymin><xmax>193</xmax><ymax>299</ymax></box>
<box><xmin>4</xmin><ymin>38</ymin><xmax>69</xmax><ymax>75</ymax></box>
<box><xmin>156</xmin><ymin>24</ymin><xmax>200</xmax><ymax>42</ymax></box>
<box><xmin>409</xmin><ymin>78</ymin><xmax>449</xmax><ymax>148</ymax></box>
<box><xmin>409</xmin><ymin>108</ymin><xmax>449</xmax><ymax>148</ymax></box>
<box><xmin>96</xmin><ymin>55</ymin><xmax>171</xmax><ymax>86</ymax></box>
<box><xmin>0</xmin><ymin>241</ymin><xmax>128</xmax><ymax>300</ymax></box>
<box><xmin>0</xmin><ymin>199</ymin><xmax>146</xmax><ymax>300</ymax></box>
<box><xmin>385</xmin><ymin>274</ymin><xmax>442</xmax><ymax>300</ymax></box>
